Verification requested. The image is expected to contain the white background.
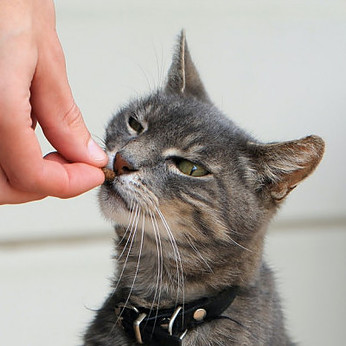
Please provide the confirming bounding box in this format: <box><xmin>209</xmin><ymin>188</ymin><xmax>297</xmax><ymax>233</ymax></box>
<box><xmin>1</xmin><ymin>1</ymin><xmax>345</xmax><ymax>345</ymax></box>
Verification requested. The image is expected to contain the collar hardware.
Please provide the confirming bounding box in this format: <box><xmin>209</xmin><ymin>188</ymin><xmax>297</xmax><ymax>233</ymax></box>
<box><xmin>133</xmin><ymin>312</ymin><xmax>147</xmax><ymax>344</ymax></box>
<box><xmin>116</xmin><ymin>286</ymin><xmax>238</xmax><ymax>345</ymax></box>
<box><xmin>193</xmin><ymin>308</ymin><xmax>207</xmax><ymax>321</ymax></box>
<box><xmin>131</xmin><ymin>306</ymin><xmax>188</xmax><ymax>345</ymax></box>
<box><xmin>168</xmin><ymin>306</ymin><xmax>182</xmax><ymax>336</ymax></box>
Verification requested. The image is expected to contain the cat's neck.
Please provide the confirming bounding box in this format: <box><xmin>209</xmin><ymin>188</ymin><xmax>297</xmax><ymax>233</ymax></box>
<box><xmin>114</xmin><ymin>225</ymin><xmax>264</xmax><ymax>309</ymax></box>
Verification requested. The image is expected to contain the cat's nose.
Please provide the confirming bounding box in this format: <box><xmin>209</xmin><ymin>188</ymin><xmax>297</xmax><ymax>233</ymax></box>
<box><xmin>113</xmin><ymin>152</ymin><xmax>137</xmax><ymax>176</ymax></box>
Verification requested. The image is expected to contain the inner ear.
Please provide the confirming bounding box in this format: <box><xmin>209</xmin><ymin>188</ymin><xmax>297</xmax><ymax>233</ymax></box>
<box><xmin>165</xmin><ymin>30</ymin><xmax>211</xmax><ymax>103</ymax></box>
<box><xmin>248</xmin><ymin>135</ymin><xmax>325</xmax><ymax>201</ymax></box>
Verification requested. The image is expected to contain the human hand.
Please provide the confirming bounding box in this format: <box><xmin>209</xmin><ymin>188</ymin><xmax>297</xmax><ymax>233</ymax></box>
<box><xmin>0</xmin><ymin>0</ymin><xmax>108</xmax><ymax>204</ymax></box>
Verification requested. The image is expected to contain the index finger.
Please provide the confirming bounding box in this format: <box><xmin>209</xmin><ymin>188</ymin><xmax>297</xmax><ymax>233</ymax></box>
<box><xmin>0</xmin><ymin>44</ymin><xmax>104</xmax><ymax>197</ymax></box>
<box><xmin>0</xmin><ymin>106</ymin><xmax>105</xmax><ymax>197</ymax></box>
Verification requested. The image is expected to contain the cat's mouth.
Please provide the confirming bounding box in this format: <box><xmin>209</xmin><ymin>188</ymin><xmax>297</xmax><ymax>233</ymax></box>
<box><xmin>102</xmin><ymin>181</ymin><xmax>134</xmax><ymax>212</ymax></box>
<box><xmin>100</xmin><ymin>173</ymin><xmax>161</xmax><ymax>226</ymax></box>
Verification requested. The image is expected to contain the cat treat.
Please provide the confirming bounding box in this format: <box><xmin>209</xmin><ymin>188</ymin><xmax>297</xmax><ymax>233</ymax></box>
<box><xmin>102</xmin><ymin>167</ymin><xmax>116</xmax><ymax>182</ymax></box>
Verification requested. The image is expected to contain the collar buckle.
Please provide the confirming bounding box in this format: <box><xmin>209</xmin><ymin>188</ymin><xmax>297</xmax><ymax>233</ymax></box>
<box><xmin>131</xmin><ymin>306</ymin><xmax>188</xmax><ymax>345</ymax></box>
<box><xmin>133</xmin><ymin>312</ymin><xmax>147</xmax><ymax>344</ymax></box>
<box><xmin>161</xmin><ymin>306</ymin><xmax>187</xmax><ymax>345</ymax></box>
<box><xmin>117</xmin><ymin>286</ymin><xmax>239</xmax><ymax>346</ymax></box>
<box><xmin>160</xmin><ymin>306</ymin><xmax>185</xmax><ymax>336</ymax></box>
<box><xmin>167</xmin><ymin>306</ymin><xmax>182</xmax><ymax>336</ymax></box>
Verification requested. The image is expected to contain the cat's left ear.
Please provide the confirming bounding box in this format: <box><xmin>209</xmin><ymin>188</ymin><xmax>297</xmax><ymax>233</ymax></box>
<box><xmin>165</xmin><ymin>30</ymin><xmax>211</xmax><ymax>103</ymax></box>
<box><xmin>248</xmin><ymin>135</ymin><xmax>325</xmax><ymax>201</ymax></box>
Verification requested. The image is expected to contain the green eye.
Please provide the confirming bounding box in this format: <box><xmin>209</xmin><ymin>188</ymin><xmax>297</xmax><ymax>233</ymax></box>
<box><xmin>176</xmin><ymin>159</ymin><xmax>209</xmax><ymax>177</ymax></box>
<box><xmin>128</xmin><ymin>116</ymin><xmax>143</xmax><ymax>133</ymax></box>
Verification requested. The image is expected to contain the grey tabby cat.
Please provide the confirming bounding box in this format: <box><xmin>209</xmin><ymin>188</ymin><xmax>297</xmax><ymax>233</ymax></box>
<box><xmin>84</xmin><ymin>32</ymin><xmax>324</xmax><ymax>345</ymax></box>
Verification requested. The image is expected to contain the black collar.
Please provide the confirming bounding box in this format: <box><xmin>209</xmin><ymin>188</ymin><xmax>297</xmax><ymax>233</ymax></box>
<box><xmin>115</xmin><ymin>286</ymin><xmax>239</xmax><ymax>345</ymax></box>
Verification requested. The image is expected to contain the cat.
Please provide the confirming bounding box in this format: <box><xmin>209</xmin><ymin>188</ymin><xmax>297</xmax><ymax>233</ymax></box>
<box><xmin>83</xmin><ymin>31</ymin><xmax>324</xmax><ymax>345</ymax></box>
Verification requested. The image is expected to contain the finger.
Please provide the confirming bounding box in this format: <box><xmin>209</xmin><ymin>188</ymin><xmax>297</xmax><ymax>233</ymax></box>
<box><xmin>0</xmin><ymin>135</ymin><xmax>105</xmax><ymax>199</ymax></box>
<box><xmin>0</xmin><ymin>153</ymin><xmax>105</xmax><ymax>204</ymax></box>
<box><xmin>30</xmin><ymin>33</ymin><xmax>107</xmax><ymax>166</ymax></box>
<box><xmin>0</xmin><ymin>89</ymin><xmax>105</xmax><ymax>197</ymax></box>
<box><xmin>0</xmin><ymin>28</ymin><xmax>42</xmax><ymax>190</ymax></box>
<box><xmin>0</xmin><ymin>165</ymin><xmax>46</xmax><ymax>205</ymax></box>
<box><xmin>42</xmin><ymin>152</ymin><xmax>106</xmax><ymax>198</ymax></box>
<box><xmin>0</xmin><ymin>2</ymin><xmax>107</xmax><ymax>200</ymax></box>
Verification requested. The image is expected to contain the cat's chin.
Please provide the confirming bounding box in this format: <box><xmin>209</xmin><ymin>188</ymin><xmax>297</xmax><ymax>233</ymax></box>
<box><xmin>98</xmin><ymin>185</ymin><xmax>132</xmax><ymax>223</ymax></box>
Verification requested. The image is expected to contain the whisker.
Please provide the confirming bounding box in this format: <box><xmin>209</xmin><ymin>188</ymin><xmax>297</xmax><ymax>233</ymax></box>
<box><xmin>113</xmin><ymin>208</ymin><xmax>142</xmax><ymax>327</ymax></box>
<box><xmin>119</xmin><ymin>211</ymin><xmax>144</xmax><ymax>310</ymax></box>
<box><xmin>120</xmin><ymin>199</ymin><xmax>136</xmax><ymax>239</ymax></box>
<box><xmin>90</xmin><ymin>134</ymin><xmax>106</xmax><ymax>148</ymax></box>
<box><xmin>117</xmin><ymin>204</ymin><xmax>139</xmax><ymax>258</ymax></box>
<box><xmin>228</xmin><ymin>237</ymin><xmax>252</xmax><ymax>252</ymax></box>
<box><xmin>137</xmin><ymin>63</ymin><xmax>155</xmax><ymax>94</ymax></box>
<box><xmin>183</xmin><ymin>234</ymin><xmax>213</xmax><ymax>273</ymax></box>
<box><xmin>111</xmin><ymin>204</ymin><xmax>140</xmax><ymax>299</ymax></box>
<box><xmin>148</xmin><ymin>211</ymin><xmax>161</xmax><ymax>310</ymax></box>
<box><xmin>146</xmin><ymin>210</ymin><xmax>164</xmax><ymax>335</ymax></box>
<box><xmin>154</xmin><ymin>206</ymin><xmax>185</xmax><ymax>309</ymax></box>
<box><xmin>153</xmin><ymin>43</ymin><xmax>166</xmax><ymax>90</ymax></box>
<box><xmin>117</xmin><ymin>199</ymin><xmax>136</xmax><ymax>245</ymax></box>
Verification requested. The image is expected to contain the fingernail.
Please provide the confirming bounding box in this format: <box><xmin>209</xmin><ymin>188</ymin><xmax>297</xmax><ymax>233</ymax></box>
<box><xmin>88</xmin><ymin>138</ymin><xmax>107</xmax><ymax>161</ymax></box>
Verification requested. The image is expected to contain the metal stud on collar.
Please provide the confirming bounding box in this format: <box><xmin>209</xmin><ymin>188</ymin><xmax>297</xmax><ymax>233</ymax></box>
<box><xmin>193</xmin><ymin>308</ymin><xmax>207</xmax><ymax>321</ymax></box>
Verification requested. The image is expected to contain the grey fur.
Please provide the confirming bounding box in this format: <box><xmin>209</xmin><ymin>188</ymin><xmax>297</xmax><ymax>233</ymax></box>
<box><xmin>83</xmin><ymin>32</ymin><xmax>324</xmax><ymax>345</ymax></box>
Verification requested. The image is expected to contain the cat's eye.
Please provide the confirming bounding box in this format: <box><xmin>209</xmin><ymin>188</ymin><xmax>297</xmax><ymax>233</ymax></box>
<box><xmin>175</xmin><ymin>158</ymin><xmax>209</xmax><ymax>177</ymax></box>
<box><xmin>128</xmin><ymin>116</ymin><xmax>143</xmax><ymax>133</ymax></box>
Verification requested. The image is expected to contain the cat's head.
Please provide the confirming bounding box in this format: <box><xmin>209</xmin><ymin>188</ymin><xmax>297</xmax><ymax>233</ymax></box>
<box><xmin>99</xmin><ymin>31</ymin><xmax>324</xmax><ymax>256</ymax></box>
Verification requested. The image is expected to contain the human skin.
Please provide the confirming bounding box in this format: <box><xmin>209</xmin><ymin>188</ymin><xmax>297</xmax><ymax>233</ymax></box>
<box><xmin>0</xmin><ymin>0</ymin><xmax>108</xmax><ymax>204</ymax></box>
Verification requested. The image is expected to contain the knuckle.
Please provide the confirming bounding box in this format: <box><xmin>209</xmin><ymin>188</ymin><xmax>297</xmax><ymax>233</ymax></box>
<box><xmin>61</xmin><ymin>103</ymin><xmax>84</xmax><ymax>129</ymax></box>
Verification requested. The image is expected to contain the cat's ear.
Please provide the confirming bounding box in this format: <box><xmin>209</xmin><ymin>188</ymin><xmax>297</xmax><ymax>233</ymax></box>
<box><xmin>165</xmin><ymin>30</ymin><xmax>210</xmax><ymax>103</ymax></box>
<box><xmin>248</xmin><ymin>135</ymin><xmax>325</xmax><ymax>201</ymax></box>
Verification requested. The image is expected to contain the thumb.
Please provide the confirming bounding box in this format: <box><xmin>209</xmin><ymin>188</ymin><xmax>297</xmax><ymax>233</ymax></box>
<box><xmin>30</xmin><ymin>33</ymin><xmax>107</xmax><ymax>166</ymax></box>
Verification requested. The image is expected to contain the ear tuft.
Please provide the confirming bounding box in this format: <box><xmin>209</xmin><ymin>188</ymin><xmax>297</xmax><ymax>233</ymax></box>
<box><xmin>249</xmin><ymin>135</ymin><xmax>325</xmax><ymax>201</ymax></box>
<box><xmin>165</xmin><ymin>30</ymin><xmax>210</xmax><ymax>103</ymax></box>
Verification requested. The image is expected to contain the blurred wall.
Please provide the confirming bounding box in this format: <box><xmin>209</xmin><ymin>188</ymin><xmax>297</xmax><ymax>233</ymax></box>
<box><xmin>1</xmin><ymin>1</ymin><xmax>345</xmax><ymax>345</ymax></box>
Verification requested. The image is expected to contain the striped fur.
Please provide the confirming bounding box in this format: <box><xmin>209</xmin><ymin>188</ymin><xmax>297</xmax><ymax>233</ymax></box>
<box><xmin>84</xmin><ymin>32</ymin><xmax>324</xmax><ymax>345</ymax></box>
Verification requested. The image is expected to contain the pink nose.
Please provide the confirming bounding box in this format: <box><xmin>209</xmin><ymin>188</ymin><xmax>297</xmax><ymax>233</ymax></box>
<box><xmin>113</xmin><ymin>153</ymin><xmax>136</xmax><ymax>176</ymax></box>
